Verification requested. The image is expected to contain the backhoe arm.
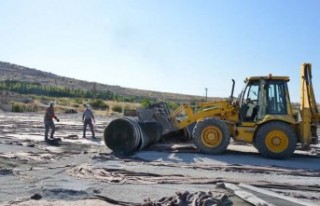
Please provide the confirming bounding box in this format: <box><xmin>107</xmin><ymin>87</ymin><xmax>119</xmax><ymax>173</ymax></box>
<box><xmin>300</xmin><ymin>63</ymin><xmax>320</xmax><ymax>146</ymax></box>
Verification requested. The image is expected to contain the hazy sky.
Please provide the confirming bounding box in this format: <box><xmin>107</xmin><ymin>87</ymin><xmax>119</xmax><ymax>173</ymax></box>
<box><xmin>0</xmin><ymin>0</ymin><xmax>319</xmax><ymax>102</ymax></box>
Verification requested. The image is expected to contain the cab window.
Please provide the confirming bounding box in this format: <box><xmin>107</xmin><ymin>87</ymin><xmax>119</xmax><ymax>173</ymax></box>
<box><xmin>240</xmin><ymin>81</ymin><xmax>259</xmax><ymax>121</ymax></box>
<box><xmin>266</xmin><ymin>81</ymin><xmax>287</xmax><ymax>114</ymax></box>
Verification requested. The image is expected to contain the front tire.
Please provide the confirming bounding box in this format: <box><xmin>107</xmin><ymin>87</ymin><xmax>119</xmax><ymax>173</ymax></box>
<box><xmin>193</xmin><ymin>118</ymin><xmax>230</xmax><ymax>154</ymax></box>
<box><xmin>255</xmin><ymin>122</ymin><xmax>297</xmax><ymax>159</ymax></box>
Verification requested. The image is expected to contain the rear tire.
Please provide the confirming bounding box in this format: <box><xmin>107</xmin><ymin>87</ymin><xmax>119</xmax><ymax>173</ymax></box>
<box><xmin>255</xmin><ymin>122</ymin><xmax>297</xmax><ymax>159</ymax></box>
<box><xmin>193</xmin><ymin>118</ymin><xmax>230</xmax><ymax>154</ymax></box>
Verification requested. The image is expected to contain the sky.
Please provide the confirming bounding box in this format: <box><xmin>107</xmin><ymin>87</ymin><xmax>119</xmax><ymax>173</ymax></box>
<box><xmin>0</xmin><ymin>0</ymin><xmax>319</xmax><ymax>102</ymax></box>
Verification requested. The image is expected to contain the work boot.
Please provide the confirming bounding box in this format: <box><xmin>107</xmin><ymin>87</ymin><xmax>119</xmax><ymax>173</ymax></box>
<box><xmin>50</xmin><ymin>136</ymin><xmax>58</xmax><ymax>141</ymax></box>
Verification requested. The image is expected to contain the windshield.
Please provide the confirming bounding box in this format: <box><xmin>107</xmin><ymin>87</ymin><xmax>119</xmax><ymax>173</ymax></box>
<box><xmin>239</xmin><ymin>81</ymin><xmax>259</xmax><ymax>107</ymax></box>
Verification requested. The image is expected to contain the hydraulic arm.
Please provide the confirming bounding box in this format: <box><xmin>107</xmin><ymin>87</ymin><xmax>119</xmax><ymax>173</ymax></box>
<box><xmin>300</xmin><ymin>63</ymin><xmax>320</xmax><ymax>146</ymax></box>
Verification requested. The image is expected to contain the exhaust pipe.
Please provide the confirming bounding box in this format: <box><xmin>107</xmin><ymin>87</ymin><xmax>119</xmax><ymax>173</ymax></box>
<box><xmin>230</xmin><ymin>79</ymin><xmax>235</xmax><ymax>99</ymax></box>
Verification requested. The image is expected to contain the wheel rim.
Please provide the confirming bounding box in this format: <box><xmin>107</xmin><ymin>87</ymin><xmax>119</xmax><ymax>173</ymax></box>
<box><xmin>265</xmin><ymin>130</ymin><xmax>289</xmax><ymax>153</ymax></box>
<box><xmin>201</xmin><ymin>126</ymin><xmax>222</xmax><ymax>148</ymax></box>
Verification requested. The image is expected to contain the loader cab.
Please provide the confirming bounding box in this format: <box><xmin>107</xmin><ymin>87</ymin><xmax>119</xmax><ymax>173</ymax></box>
<box><xmin>239</xmin><ymin>76</ymin><xmax>292</xmax><ymax>123</ymax></box>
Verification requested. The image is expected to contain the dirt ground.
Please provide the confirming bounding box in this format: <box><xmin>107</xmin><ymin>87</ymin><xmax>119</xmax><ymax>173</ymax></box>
<box><xmin>0</xmin><ymin>112</ymin><xmax>320</xmax><ymax>206</ymax></box>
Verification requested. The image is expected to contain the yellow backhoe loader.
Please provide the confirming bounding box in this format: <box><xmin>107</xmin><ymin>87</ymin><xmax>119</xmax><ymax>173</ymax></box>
<box><xmin>104</xmin><ymin>63</ymin><xmax>319</xmax><ymax>159</ymax></box>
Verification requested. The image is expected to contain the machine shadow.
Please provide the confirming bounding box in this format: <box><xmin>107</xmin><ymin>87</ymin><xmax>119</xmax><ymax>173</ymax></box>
<box><xmin>137</xmin><ymin>142</ymin><xmax>320</xmax><ymax>171</ymax></box>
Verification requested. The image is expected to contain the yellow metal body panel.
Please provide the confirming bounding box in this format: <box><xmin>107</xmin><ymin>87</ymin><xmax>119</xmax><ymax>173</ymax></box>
<box><xmin>261</xmin><ymin>114</ymin><xmax>296</xmax><ymax>125</ymax></box>
<box><xmin>233</xmin><ymin>115</ymin><xmax>296</xmax><ymax>143</ymax></box>
<box><xmin>234</xmin><ymin>125</ymin><xmax>256</xmax><ymax>143</ymax></box>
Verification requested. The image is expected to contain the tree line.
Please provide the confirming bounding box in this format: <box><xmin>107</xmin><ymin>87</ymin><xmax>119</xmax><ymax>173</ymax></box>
<box><xmin>0</xmin><ymin>80</ymin><xmax>132</xmax><ymax>101</ymax></box>
<box><xmin>0</xmin><ymin>80</ymin><xmax>181</xmax><ymax>110</ymax></box>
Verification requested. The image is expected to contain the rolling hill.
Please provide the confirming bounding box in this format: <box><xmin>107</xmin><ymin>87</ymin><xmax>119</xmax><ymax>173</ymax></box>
<box><xmin>0</xmin><ymin>61</ymin><xmax>215</xmax><ymax>103</ymax></box>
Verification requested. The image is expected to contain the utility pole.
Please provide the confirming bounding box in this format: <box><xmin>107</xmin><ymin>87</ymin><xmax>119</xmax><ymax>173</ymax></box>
<box><xmin>205</xmin><ymin>88</ymin><xmax>208</xmax><ymax>102</ymax></box>
<box><xmin>93</xmin><ymin>82</ymin><xmax>97</xmax><ymax>101</ymax></box>
<box><xmin>122</xmin><ymin>96</ymin><xmax>125</xmax><ymax>116</ymax></box>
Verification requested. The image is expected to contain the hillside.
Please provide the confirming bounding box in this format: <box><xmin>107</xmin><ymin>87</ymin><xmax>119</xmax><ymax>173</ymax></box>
<box><xmin>0</xmin><ymin>61</ymin><xmax>215</xmax><ymax>103</ymax></box>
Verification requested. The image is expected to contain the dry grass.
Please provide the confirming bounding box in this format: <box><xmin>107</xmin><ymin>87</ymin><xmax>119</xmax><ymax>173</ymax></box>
<box><xmin>5</xmin><ymin>96</ymin><xmax>141</xmax><ymax>117</ymax></box>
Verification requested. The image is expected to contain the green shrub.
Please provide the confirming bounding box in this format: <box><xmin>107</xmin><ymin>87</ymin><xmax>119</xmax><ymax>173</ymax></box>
<box><xmin>166</xmin><ymin>101</ymin><xmax>180</xmax><ymax>111</ymax></box>
<box><xmin>90</xmin><ymin>99</ymin><xmax>109</xmax><ymax>110</ymax></box>
<box><xmin>112</xmin><ymin>105</ymin><xmax>123</xmax><ymax>113</ymax></box>
<box><xmin>140</xmin><ymin>98</ymin><xmax>151</xmax><ymax>108</ymax></box>
<box><xmin>12</xmin><ymin>104</ymin><xmax>26</xmax><ymax>112</ymax></box>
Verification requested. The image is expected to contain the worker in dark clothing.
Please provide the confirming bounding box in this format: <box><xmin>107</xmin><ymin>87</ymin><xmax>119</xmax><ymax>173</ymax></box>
<box><xmin>82</xmin><ymin>105</ymin><xmax>95</xmax><ymax>139</ymax></box>
<box><xmin>44</xmin><ymin>102</ymin><xmax>59</xmax><ymax>141</ymax></box>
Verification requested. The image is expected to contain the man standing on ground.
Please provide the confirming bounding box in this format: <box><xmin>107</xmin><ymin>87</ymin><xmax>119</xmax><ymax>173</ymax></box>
<box><xmin>82</xmin><ymin>105</ymin><xmax>95</xmax><ymax>139</ymax></box>
<box><xmin>44</xmin><ymin>102</ymin><xmax>59</xmax><ymax>141</ymax></box>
